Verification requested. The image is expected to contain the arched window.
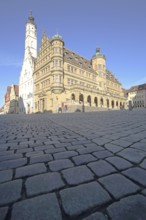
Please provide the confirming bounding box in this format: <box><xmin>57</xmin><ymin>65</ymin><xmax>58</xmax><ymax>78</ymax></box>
<box><xmin>107</xmin><ymin>99</ymin><xmax>109</xmax><ymax>108</ymax></box>
<box><xmin>87</xmin><ymin>95</ymin><xmax>91</xmax><ymax>106</ymax></box>
<box><xmin>79</xmin><ymin>94</ymin><xmax>84</xmax><ymax>104</ymax></box>
<box><xmin>94</xmin><ymin>97</ymin><xmax>98</xmax><ymax>107</ymax></box>
<box><xmin>111</xmin><ymin>100</ymin><xmax>114</xmax><ymax>108</ymax></box>
<box><xmin>100</xmin><ymin>98</ymin><xmax>104</xmax><ymax>107</ymax></box>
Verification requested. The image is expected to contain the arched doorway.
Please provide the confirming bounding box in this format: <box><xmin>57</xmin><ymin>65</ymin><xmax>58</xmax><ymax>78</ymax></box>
<box><xmin>116</xmin><ymin>101</ymin><xmax>118</xmax><ymax>108</ymax></box>
<box><xmin>71</xmin><ymin>94</ymin><xmax>75</xmax><ymax>103</ymax></box>
<box><xmin>79</xmin><ymin>94</ymin><xmax>84</xmax><ymax>104</ymax></box>
<box><xmin>107</xmin><ymin>99</ymin><xmax>109</xmax><ymax>108</ymax></box>
<box><xmin>94</xmin><ymin>97</ymin><xmax>98</xmax><ymax>107</ymax></box>
<box><xmin>100</xmin><ymin>98</ymin><xmax>104</xmax><ymax>107</ymax></box>
<box><xmin>111</xmin><ymin>100</ymin><xmax>114</xmax><ymax>109</ymax></box>
<box><xmin>27</xmin><ymin>103</ymin><xmax>30</xmax><ymax>114</ymax></box>
<box><xmin>87</xmin><ymin>95</ymin><xmax>91</xmax><ymax>106</ymax></box>
<box><xmin>120</xmin><ymin>102</ymin><xmax>122</xmax><ymax>109</ymax></box>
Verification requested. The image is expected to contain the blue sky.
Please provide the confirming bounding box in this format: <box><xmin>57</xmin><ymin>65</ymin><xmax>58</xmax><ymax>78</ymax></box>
<box><xmin>0</xmin><ymin>0</ymin><xmax>146</xmax><ymax>107</ymax></box>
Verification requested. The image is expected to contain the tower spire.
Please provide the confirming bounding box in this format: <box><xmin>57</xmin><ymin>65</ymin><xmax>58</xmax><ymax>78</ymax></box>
<box><xmin>27</xmin><ymin>11</ymin><xmax>35</xmax><ymax>25</ymax></box>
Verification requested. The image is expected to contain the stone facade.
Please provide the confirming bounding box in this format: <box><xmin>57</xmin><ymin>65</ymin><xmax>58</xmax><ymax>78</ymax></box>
<box><xmin>33</xmin><ymin>34</ymin><xmax>126</xmax><ymax>113</ymax></box>
<box><xmin>127</xmin><ymin>84</ymin><xmax>146</xmax><ymax>108</ymax></box>
<box><xmin>19</xmin><ymin>13</ymin><xmax>37</xmax><ymax>114</ymax></box>
<box><xmin>4</xmin><ymin>85</ymin><xmax>19</xmax><ymax>114</ymax></box>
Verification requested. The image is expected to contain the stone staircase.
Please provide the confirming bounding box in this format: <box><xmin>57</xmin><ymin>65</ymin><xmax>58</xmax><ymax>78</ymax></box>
<box><xmin>66</xmin><ymin>104</ymin><xmax>108</xmax><ymax>113</ymax></box>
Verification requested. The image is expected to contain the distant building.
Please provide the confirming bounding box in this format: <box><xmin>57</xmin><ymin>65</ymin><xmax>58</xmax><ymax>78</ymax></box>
<box><xmin>33</xmin><ymin>34</ymin><xmax>127</xmax><ymax>113</ymax></box>
<box><xmin>0</xmin><ymin>106</ymin><xmax>4</xmax><ymax>115</ymax></box>
<box><xmin>4</xmin><ymin>85</ymin><xmax>19</xmax><ymax>114</ymax></box>
<box><xmin>127</xmin><ymin>83</ymin><xmax>146</xmax><ymax>108</ymax></box>
<box><xmin>19</xmin><ymin>12</ymin><xmax>37</xmax><ymax>114</ymax></box>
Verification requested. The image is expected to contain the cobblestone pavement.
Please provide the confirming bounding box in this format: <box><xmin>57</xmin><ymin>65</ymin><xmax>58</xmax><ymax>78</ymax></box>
<box><xmin>0</xmin><ymin>109</ymin><xmax>146</xmax><ymax>220</ymax></box>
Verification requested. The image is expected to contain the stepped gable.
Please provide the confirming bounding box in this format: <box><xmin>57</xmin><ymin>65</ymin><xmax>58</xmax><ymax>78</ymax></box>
<box><xmin>14</xmin><ymin>85</ymin><xmax>19</xmax><ymax>96</ymax></box>
<box><xmin>64</xmin><ymin>48</ymin><xmax>96</xmax><ymax>74</ymax></box>
<box><xmin>5</xmin><ymin>86</ymin><xmax>11</xmax><ymax>102</ymax></box>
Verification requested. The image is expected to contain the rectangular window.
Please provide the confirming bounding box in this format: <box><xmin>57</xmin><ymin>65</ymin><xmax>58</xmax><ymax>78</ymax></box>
<box><xmin>67</xmin><ymin>78</ymin><xmax>71</xmax><ymax>85</ymax></box>
<box><xmin>67</xmin><ymin>65</ymin><xmax>70</xmax><ymax>72</ymax></box>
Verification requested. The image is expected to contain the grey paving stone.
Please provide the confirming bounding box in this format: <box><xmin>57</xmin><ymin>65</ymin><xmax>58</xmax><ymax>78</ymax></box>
<box><xmin>0</xmin><ymin>179</ymin><xmax>22</xmax><ymax>206</ymax></box>
<box><xmin>77</xmin><ymin>145</ymin><xmax>104</xmax><ymax>155</ymax></box>
<box><xmin>18</xmin><ymin>142</ymin><xmax>29</xmax><ymax>147</ymax></box>
<box><xmin>92</xmin><ymin>137</ymin><xmax>111</xmax><ymax>145</ymax></box>
<box><xmin>11</xmin><ymin>193</ymin><xmax>62</xmax><ymax>220</ymax></box>
<box><xmin>142</xmin><ymin>189</ymin><xmax>146</xmax><ymax>196</ymax></box>
<box><xmin>44</xmin><ymin>140</ymin><xmax>60</xmax><ymax>145</ymax></box>
<box><xmin>83</xmin><ymin>212</ymin><xmax>108</xmax><ymax>220</ymax></box>
<box><xmin>83</xmin><ymin>143</ymin><xmax>100</xmax><ymax>148</ymax></box>
<box><xmin>34</xmin><ymin>145</ymin><xmax>54</xmax><ymax>151</ymax></box>
<box><xmin>66</xmin><ymin>144</ymin><xmax>85</xmax><ymax>151</ymax></box>
<box><xmin>16</xmin><ymin>148</ymin><xmax>33</xmax><ymax>154</ymax></box>
<box><xmin>10</xmin><ymin>144</ymin><xmax>28</xmax><ymax>150</ymax></box>
<box><xmin>140</xmin><ymin>159</ymin><xmax>146</xmax><ymax>169</ymax></box>
<box><xmin>106</xmin><ymin>156</ymin><xmax>133</xmax><ymax>170</ymax></box>
<box><xmin>25</xmin><ymin>172</ymin><xmax>65</xmax><ymax>197</ymax></box>
<box><xmin>60</xmin><ymin>181</ymin><xmax>111</xmax><ymax>217</ymax></box>
<box><xmin>0</xmin><ymin>207</ymin><xmax>9</xmax><ymax>220</ymax></box>
<box><xmin>0</xmin><ymin>158</ymin><xmax>27</xmax><ymax>170</ymax></box>
<box><xmin>107</xmin><ymin>194</ymin><xmax>146</xmax><ymax>220</ymax></box>
<box><xmin>110</xmin><ymin>139</ymin><xmax>132</xmax><ymax>148</ymax></box>
<box><xmin>54</xmin><ymin>142</ymin><xmax>72</xmax><ymax>148</ymax></box>
<box><xmin>0</xmin><ymin>150</ymin><xmax>14</xmax><ymax>156</ymax></box>
<box><xmin>71</xmin><ymin>140</ymin><xmax>91</xmax><ymax>145</ymax></box>
<box><xmin>15</xmin><ymin>163</ymin><xmax>46</xmax><ymax>178</ymax></box>
<box><xmin>99</xmin><ymin>173</ymin><xmax>139</xmax><ymax>199</ymax></box>
<box><xmin>123</xmin><ymin>167</ymin><xmax>146</xmax><ymax>187</ymax></box>
<box><xmin>62</xmin><ymin>165</ymin><xmax>94</xmax><ymax>185</ymax></box>
<box><xmin>141</xmin><ymin>138</ymin><xmax>146</xmax><ymax>143</ymax></box>
<box><xmin>93</xmin><ymin>150</ymin><xmax>113</xmax><ymax>159</ymax></box>
<box><xmin>48</xmin><ymin>159</ymin><xmax>74</xmax><ymax>171</ymax></box>
<box><xmin>45</xmin><ymin>147</ymin><xmax>66</xmax><ymax>154</ymax></box>
<box><xmin>103</xmin><ymin>134</ymin><xmax>120</xmax><ymax>140</ymax></box>
<box><xmin>130</xmin><ymin>142</ymin><xmax>146</xmax><ymax>152</ymax></box>
<box><xmin>0</xmin><ymin>153</ymin><xmax>23</xmax><ymax>162</ymax></box>
<box><xmin>0</xmin><ymin>140</ymin><xmax>7</xmax><ymax>144</ymax></box>
<box><xmin>26</xmin><ymin>151</ymin><xmax>44</xmax><ymax>157</ymax></box>
<box><xmin>0</xmin><ymin>169</ymin><xmax>13</xmax><ymax>183</ymax></box>
<box><xmin>104</xmin><ymin>143</ymin><xmax>123</xmax><ymax>153</ymax></box>
<box><xmin>29</xmin><ymin>154</ymin><xmax>53</xmax><ymax>164</ymax></box>
<box><xmin>118</xmin><ymin>148</ymin><xmax>146</xmax><ymax>164</ymax></box>
<box><xmin>121</xmin><ymin>135</ymin><xmax>142</xmax><ymax>143</ymax></box>
<box><xmin>0</xmin><ymin>147</ymin><xmax>8</xmax><ymax>152</ymax></box>
<box><xmin>53</xmin><ymin>151</ymin><xmax>78</xmax><ymax>160</ymax></box>
<box><xmin>88</xmin><ymin>160</ymin><xmax>116</xmax><ymax>177</ymax></box>
<box><xmin>72</xmin><ymin>154</ymin><xmax>96</xmax><ymax>165</ymax></box>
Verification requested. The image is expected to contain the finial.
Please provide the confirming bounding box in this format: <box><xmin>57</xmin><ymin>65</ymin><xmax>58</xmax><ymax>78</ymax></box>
<box><xmin>42</xmin><ymin>28</ymin><xmax>46</xmax><ymax>36</ymax></box>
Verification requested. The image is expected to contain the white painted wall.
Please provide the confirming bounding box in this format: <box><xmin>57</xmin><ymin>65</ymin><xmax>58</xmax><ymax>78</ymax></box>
<box><xmin>19</xmin><ymin>15</ymin><xmax>37</xmax><ymax>114</ymax></box>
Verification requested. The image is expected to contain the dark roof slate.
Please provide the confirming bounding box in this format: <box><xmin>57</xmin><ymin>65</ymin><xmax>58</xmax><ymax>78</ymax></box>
<box><xmin>129</xmin><ymin>83</ymin><xmax>146</xmax><ymax>92</ymax></box>
<box><xmin>64</xmin><ymin>48</ymin><xmax>96</xmax><ymax>73</ymax></box>
<box><xmin>106</xmin><ymin>70</ymin><xmax>121</xmax><ymax>85</ymax></box>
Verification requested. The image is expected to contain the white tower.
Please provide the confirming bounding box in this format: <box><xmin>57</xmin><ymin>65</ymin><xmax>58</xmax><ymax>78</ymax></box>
<box><xmin>19</xmin><ymin>12</ymin><xmax>37</xmax><ymax>114</ymax></box>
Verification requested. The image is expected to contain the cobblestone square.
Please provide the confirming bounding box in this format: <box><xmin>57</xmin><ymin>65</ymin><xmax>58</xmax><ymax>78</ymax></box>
<box><xmin>0</xmin><ymin>109</ymin><xmax>146</xmax><ymax>219</ymax></box>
